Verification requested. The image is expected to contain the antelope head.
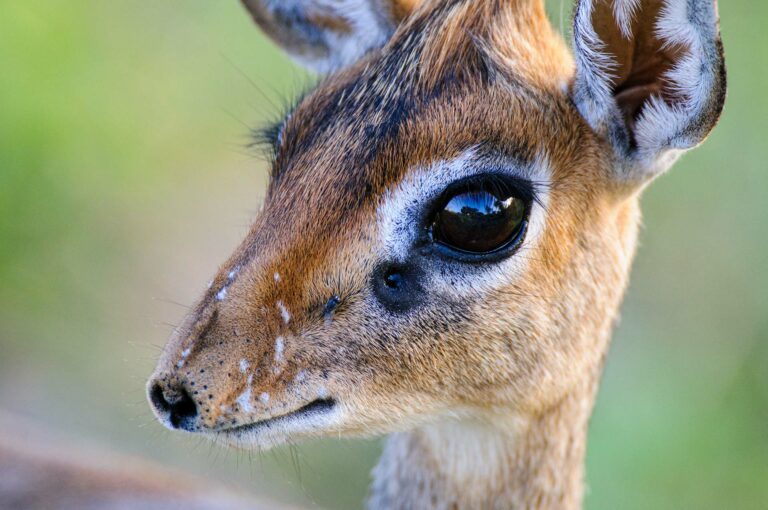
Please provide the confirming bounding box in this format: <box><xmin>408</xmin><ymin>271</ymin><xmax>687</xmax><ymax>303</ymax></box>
<box><xmin>148</xmin><ymin>0</ymin><xmax>725</xmax><ymax>507</ymax></box>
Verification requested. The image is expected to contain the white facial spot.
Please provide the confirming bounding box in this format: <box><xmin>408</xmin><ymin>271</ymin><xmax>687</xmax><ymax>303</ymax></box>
<box><xmin>226</xmin><ymin>264</ymin><xmax>241</xmax><ymax>281</ymax></box>
<box><xmin>274</xmin><ymin>336</ymin><xmax>285</xmax><ymax>363</ymax></box>
<box><xmin>216</xmin><ymin>287</ymin><xmax>228</xmax><ymax>301</ymax></box>
<box><xmin>317</xmin><ymin>386</ymin><xmax>329</xmax><ymax>399</ymax></box>
<box><xmin>273</xmin><ymin>272</ymin><xmax>280</xmax><ymax>282</ymax></box>
<box><xmin>176</xmin><ymin>359</ymin><xmax>185</xmax><ymax>369</ymax></box>
<box><xmin>236</xmin><ymin>374</ymin><xmax>254</xmax><ymax>413</ymax></box>
<box><xmin>259</xmin><ymin>392</ymin><xmax>270</xmax><ymax>404</ymax></box>
<box><xmin>295</xmin><ymin>370</ymin><xmax>307</xmax><ymax>384</ymax></box>
<box><xmin>239</xmin><ymin>359</ymin><xmax>249</xmax><ymax>374</ymax></box>
<box><xmin>181</xmin><ymin>348</ymin><xmax>191</xmax><ymax>359</ymax></box>
<box><xmin>277</xmin><ymin>301</ymin><xmax>291</xmax><ymax>324</ymax></box>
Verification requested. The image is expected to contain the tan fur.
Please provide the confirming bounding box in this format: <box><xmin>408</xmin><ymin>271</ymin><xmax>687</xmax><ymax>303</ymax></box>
<box><xmin>148</xmin><ymin>1</ymin><xmax>725</xmax><ymax>508</ymax></box>
<box><xmin>417</xmin><ymin>0</ymin><xmax>572</xmax><ymax>90</ymax></box>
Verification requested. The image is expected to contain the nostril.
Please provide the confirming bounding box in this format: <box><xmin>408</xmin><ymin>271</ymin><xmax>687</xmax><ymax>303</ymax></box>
<box><xmin>149</xmin><ymin>382</ymin><xmax>170</xmax><ymax>413</ymax></box>
<box><xmin>149</xmin><ymin>381</ymin><xmax>198</xmax><ymax>430</ymax></box>
<box><xmin>168</xmin><ymin>387</ymin><xmax>197</xmax><ymax>429</ymax></box>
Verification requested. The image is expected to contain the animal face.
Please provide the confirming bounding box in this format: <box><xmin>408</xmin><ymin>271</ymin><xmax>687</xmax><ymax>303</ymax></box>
<box><xmin>148</xmin><ymin>0</ymin><xmax>725</xmax><ymax>451</ymax></box>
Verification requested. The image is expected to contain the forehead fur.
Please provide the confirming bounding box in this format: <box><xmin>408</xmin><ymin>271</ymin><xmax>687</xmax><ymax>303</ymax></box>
<box><xmin>270</xmin><ymin>0</ymin><xmax>578</xmax><ymax>189</ymax></box>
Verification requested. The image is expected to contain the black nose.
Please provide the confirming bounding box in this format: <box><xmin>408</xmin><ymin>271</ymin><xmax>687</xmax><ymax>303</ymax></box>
<box><xmin>149</xmin><ymin>379</ymin><xmax>198</xmax><ymax>430</ymax></box>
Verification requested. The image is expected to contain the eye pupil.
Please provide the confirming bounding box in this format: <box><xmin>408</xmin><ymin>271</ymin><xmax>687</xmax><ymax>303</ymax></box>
<box><xmin>432</xmin><ymin>188</ymin><xmax>527</xmax><ymax>254</ymax></box>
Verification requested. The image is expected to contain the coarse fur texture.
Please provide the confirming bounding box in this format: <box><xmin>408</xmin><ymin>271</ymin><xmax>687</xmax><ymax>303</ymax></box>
<box><xmin>148</xmin><ymin>1</ymin><xmax>726</xmax><ymax>508</ymax></box>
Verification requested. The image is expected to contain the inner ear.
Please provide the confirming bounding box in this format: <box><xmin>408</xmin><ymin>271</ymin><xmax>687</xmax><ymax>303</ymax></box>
<box><xmin>595</xmin><ymin>0</ymin><xmax>685</xmax><ymax>142</ymax></box>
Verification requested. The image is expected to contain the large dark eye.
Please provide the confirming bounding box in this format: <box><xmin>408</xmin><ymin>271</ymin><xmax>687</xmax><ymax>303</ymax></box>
<box><xmin>431</xmin><ymin>185</ymin><xmax>527</xmax><ymax>254</ymax></box>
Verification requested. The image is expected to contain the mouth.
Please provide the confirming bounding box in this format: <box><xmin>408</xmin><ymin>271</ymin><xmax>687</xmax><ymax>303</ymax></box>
<box><xmin>220</xmin><ymin>398</ymin><xmax>337</xmax><ymax>437</ymax></box>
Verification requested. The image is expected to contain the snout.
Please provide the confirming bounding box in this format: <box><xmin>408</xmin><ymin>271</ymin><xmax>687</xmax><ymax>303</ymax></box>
<box><xmin>146</xmin><ymin>364</ymin><xmax>344</xmax><ymax>450</ymax></box>
<box><xmin>147</xmin><ymin>375</ymin><xmax>199</xmax><ymax>431</ymax></box>
<box><xmin>145</xmin><ymin>258</ymin><xmax>353</xmax><ymax>445</ymax></box>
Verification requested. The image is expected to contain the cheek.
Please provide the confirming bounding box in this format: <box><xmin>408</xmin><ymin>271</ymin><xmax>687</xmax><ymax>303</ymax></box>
<box><xmin>340</xmin><ymin>300</ymin><xmax>478</xmax><ymax>387</ymax></box>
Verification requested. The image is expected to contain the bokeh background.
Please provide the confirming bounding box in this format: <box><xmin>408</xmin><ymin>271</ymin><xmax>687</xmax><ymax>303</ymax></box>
<box><xmin>1</xmin><ymin>1</ymin><xmax>766</xmax><ymax>508</ymax></box>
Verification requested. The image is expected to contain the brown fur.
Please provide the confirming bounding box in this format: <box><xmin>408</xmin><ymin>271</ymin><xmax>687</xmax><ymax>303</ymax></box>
<box><xmin>148</xmin><ymin>1</ymin><xmax>725</xmax><ymax>508</ymax></box>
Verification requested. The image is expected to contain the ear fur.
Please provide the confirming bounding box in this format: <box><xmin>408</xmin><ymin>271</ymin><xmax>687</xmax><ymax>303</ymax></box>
<box><xmin>241</xmin><ymin>0</ymin><xmax>417</xmax><ymax>74</ymax></box>
<box><xmin>572</xmin><ymin>0</ymin><xmax>726</xmax><ymax>184</ymax></box>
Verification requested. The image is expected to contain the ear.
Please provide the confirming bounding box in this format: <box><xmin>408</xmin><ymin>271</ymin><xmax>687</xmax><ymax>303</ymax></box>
<box><xmin>571</xmin><ymin>0</ymin><xmax>726</xmax><ymax>184</ymax></box>
<box><xmin>241</xmin><ymin>0</ymin><xmax>419</xmax><ymax>74</ymax></box>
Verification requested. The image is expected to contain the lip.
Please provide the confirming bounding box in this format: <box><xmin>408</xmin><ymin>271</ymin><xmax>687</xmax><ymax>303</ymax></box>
<box><xmin>221</xmin><ymin>398</ymin><xmax>336</xmax><ymax>436</ymax></box>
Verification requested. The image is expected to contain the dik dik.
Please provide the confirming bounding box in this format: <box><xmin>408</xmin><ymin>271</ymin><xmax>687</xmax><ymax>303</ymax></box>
<box><xmin>148</xmin><ymin>0</ymin><xmax>726</xmax><ymax>508</ymax></box>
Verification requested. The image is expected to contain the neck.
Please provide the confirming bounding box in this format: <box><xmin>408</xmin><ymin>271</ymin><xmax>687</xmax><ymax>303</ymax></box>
<box><xmin>367</xmin><ymin>384</ymin><xmax>596</xmax><ymax>510</ymax></box>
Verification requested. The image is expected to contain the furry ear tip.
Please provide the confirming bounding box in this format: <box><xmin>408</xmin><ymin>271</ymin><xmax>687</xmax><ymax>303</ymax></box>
<box><xmin>240</xmin><ymin>0</ymin><xmax>409</xmax><ymax>74</ymax></box>
<box><xmin>571</xmin><ymin>0</ymin><xmax>726</xmax><ymax>181</ymax></box>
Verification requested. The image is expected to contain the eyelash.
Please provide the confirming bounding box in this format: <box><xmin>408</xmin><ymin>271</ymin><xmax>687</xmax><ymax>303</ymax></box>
<box><xmin>251</xmin><ymin>121</ymin><xmax>283</xmax><ymax>158</ymax></box>
<box><xmin>251</xmin><ymin>91</ymin><xmax>304</xmax><ymax>160</ymax></box>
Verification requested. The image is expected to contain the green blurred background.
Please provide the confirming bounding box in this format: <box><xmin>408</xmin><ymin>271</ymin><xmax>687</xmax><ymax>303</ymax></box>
<box><xmin>0</xmin><ymin>1</ymin><xmax>766</xmax><ymax>508</ymax></box>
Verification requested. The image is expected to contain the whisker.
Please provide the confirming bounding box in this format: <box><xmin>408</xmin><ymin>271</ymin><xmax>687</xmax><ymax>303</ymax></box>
<box><xmin>219</xmin><ymin>52</ymin><xmax>280</xmax><ymax>114</ymax></box>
